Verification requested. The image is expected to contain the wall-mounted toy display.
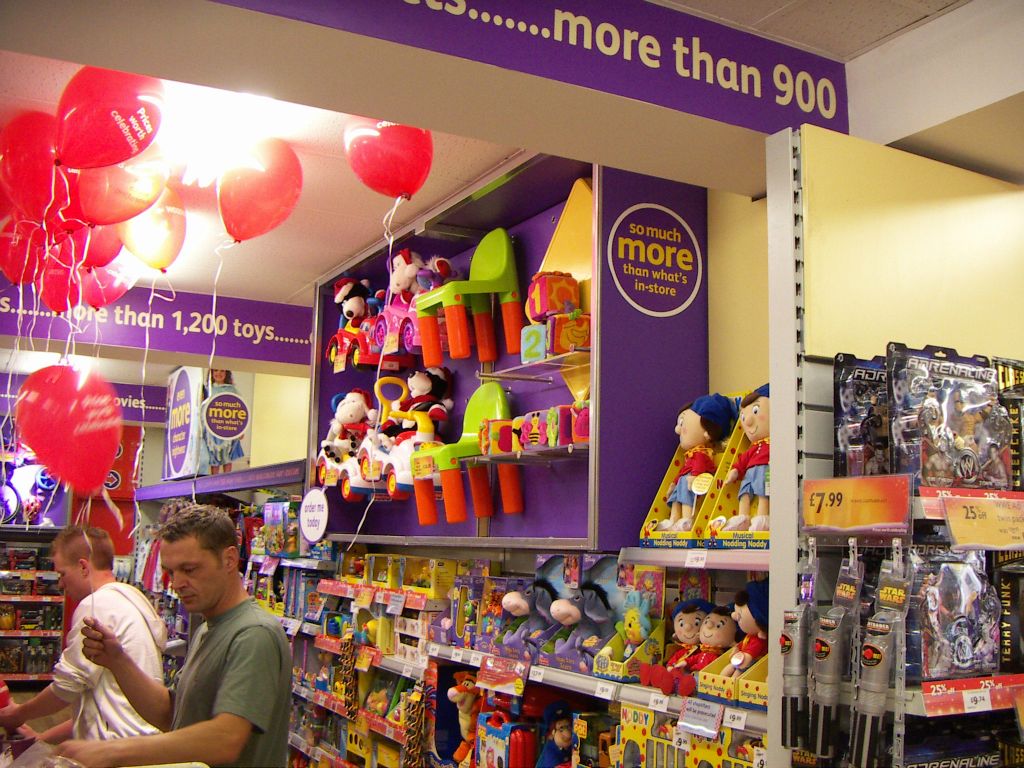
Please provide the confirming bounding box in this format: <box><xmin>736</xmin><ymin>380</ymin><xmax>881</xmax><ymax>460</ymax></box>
<box><xmin>414</xmin><ymin>228</ymin><xmax>524</xmax><ymax>369</ymax></box>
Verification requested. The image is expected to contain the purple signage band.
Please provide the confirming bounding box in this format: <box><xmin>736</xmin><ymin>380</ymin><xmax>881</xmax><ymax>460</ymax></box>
<box><xmin>0</xmin><ymin>279</ymin><xmax>312</xmax><ymax>367</ymax></box>
<box><xmin>0</xmin><ymin>374</ymin><xmax>166</xmax><ymax>424</ymax></box>
<box><xmin>216</xmin><ymin>0</ymin><xmax>848</xmax><ymax>134</ymax></box>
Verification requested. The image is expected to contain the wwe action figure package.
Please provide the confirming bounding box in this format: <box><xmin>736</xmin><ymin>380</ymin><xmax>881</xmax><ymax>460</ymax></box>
<box><xmin>833</xmin><ymin>353</ymin><xmax>889</xmax><ymax>477</ymax></box>
<box><xmin>887</xmin><ymin>343</ymin><xmax>1012</xmax><ymax>491</ymax></box>
<box><xmin>995</xmin><ymin>356</ymin><xmax>1024</xmax><ymax>490</ymax></box>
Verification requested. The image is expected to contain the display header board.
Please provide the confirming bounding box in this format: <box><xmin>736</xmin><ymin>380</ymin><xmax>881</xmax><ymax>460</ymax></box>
<box><xmin>217</xmin><ymin>0</ymin><xmax>848</xmax><ymax>135</ymax></box>
<box><xmin>0</xmin><ymin>278</ymin><xmax>312</xmax><ymax>366</ymax></box>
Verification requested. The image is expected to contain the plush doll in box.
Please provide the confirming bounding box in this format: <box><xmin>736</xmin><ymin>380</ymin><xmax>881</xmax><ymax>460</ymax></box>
<box><xmin>724</xmin><ymin>384</ymin><xmax>771</xmax><ymax>531</ymax></box>
<box><xmin>658</xmin><ymin>393</ymin><xmax>736</xmax><ymax>532</ymax></box>
<box><xmin>723</xmin><ymin>579</ymin><xmax>769</xmax><ymax>678</ymax></box>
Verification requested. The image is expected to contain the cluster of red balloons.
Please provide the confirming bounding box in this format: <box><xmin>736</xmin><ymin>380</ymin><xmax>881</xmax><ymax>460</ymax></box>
<box><xmin>343</xmin><ymin>118</ymin><xmax>433</xmax><ymax>200</ymax></box>
<box><xmin>0</xmin><ymin>66</ymin><xmax>307</xmax><ymax>312</ymax></box>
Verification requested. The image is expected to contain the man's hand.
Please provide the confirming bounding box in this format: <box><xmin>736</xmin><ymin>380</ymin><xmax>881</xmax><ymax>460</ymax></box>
<box><xmin>81</xmin><ymin>617</ymin><xmax>125</xmax><ymax>669</ymax></box>
<box><xmin>55</xmin><ymin>738</ymin><xmax>119</xmax><ymax>768</ymax></box>
<box><xmin>0</xmin><ymin>702</ymin><xmax>22</xmax><ymax>731</ymax></box>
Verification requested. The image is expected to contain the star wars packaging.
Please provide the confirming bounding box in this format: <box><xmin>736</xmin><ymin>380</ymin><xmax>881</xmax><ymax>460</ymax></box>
<box><xmin>833</xmin><ymin>353</ymin><xmax>889</xmax><ymax>477</ymax></box>
<box><xmin>995</xmin><ymin>356</ymin><xmax>1024</xmax><ymax>491</ymax></box>
<box><xmin>886</xmin><ymin>343</ymin><xmax>1012</xmax><ymax>491</ymax></box>
<box><xmin>906</xmin><ymin>547</ymin><xmax>999</xmax><ymax>681</ymax></box>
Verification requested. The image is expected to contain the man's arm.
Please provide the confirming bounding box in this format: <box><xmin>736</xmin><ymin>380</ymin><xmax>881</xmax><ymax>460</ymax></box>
<box><xmin>80</xmin><ymin>616</ymin><xmax>173</xmax><ymax>730</ymax></box>
<box><xmin>0</xmin><ymin>686</ymin><xmax>68</xmax><ymax>731</ymax></box>
<box><xmin>55</xmin><ymin>711</ymin><xmax>252</xmax><ymax>768</ymax></box>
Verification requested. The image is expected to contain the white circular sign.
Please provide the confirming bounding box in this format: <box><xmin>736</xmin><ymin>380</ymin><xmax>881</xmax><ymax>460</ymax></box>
<box><xmin>299</xmin><ymin>488</ymin><xmax>329</xmax><ymax>543</ymax></box>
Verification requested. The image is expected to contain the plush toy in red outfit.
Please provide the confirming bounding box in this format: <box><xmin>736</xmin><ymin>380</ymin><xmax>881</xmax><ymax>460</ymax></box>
<box><xmin>380</xmin><ymin>367</ymin><xmax>453</xmax><ymax>440</ymax></box>
<box><xmin>723</xmin><ymin>579</ymin><xmax>769</xmax><ymax>678</ymax></box>
<box><xmin>724</xmin><ymin>384</ymin><xmax>770</xmax><ymax>532</ymax></box>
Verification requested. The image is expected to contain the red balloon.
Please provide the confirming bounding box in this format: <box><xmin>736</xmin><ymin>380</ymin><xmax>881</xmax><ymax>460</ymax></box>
<box><xmin>0</xmin><ymin>112</ymin><xmax>58</xmax><ymax>221</ymax></box>
<box><xmin>81</xmin><ymin>256</ymin><xmax>137</xmax><ymax>308</ymax></box>
<box><xmin>217</xmin><ymin>138</ymin><xmax>302</xmax><ymax>242</ymax></box>
<box><xmin>0</xmin><ymin>219</ymin><xmax>46</xmax><ymax>285</ymax></box>
<box><xmin>76</xmin><ymin>143</ymin><xmax>169</xmax><ymax>225</ymax></box>
<box><xmin>116</xmin><ymin>186</ymin><xmax>186</xmax><ymax>270</ymax></box>
<box><xmin>56</xmin><ymin>66</ymin><xmax>164</xmax><ymax>170</ymax></box>
<box><xmin>343</xmin><ymin>119</ymin><xmax>432</xmax><ymax>199</ymax></box>
<box><xmin>35</xmin><ymin>257</ymin><xmax>83</xmax><ymax>313</ymax></box>
<box><xmin>15</xmin><ymin>364</ymin><xmax>123</xmax><ymax>494</ymax></box>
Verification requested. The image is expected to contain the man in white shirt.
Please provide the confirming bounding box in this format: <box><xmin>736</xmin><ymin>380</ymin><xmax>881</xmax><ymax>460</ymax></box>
<box><xmin>0</xmin><ymin>526</ymin><xmax>166</xmax><ymax>741</ymax></box>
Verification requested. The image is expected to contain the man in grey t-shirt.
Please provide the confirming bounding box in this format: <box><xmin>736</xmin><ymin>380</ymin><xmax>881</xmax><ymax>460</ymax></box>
<box><xmin>56</xmin><ymin>506</ymin><xmax>290</xmax><ymax>768</ymax></box>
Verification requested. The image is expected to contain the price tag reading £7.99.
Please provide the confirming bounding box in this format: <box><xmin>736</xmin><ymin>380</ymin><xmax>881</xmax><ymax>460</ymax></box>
<box><xmin>962</xmin><ymin>688</ymin><xmax>992</xmax><ymax>713</ymax></box>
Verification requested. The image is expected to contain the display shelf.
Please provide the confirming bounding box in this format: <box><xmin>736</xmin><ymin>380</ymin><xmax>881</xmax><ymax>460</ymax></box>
<box><xmin>0</xmin><ymin>595</ymin><xmax>62</xmax><ymax>603</ymax></box>
<box><xmin>250</xmin><ymin>554</ymin><xmax>335</xmax><ymax>571</ymax></box>
<box><xmin>426</xmin><ymin>641</ymin><xmax>767</xmax><ymax>729</ymax></box>
<box><xmin>472</xmin><ymin>443</ymin><xmax>588</xmax><ymax>466</ymax></box>
<box><xmin>2</xmin><ymin>673</ymin><xmax>53</xmax><ymax>681</ymax></box>
<box><xmin>0</xmin><ymin>630</ymin><xmax>61</xmax><ymax>638</ymax></box>
<box><xmin>478</xmin><ymin>349</ymin><xmax>591</xmax><ymax>384</ymax></box>
<box><xmin>135</xmin><ymin>460</ymin><xmax>305</xmax><ymax>501</ymax></box>
<box><xmin>618</xmin><ymin>547</ymin><xmax>770</xmax><ymax>571</ymax></box>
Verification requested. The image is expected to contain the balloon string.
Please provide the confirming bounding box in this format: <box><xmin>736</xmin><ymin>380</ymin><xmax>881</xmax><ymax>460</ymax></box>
<box><xmin>348</xmin><ymin>195</ymin><xmax>404</xmax><ymax>551</ymax></box>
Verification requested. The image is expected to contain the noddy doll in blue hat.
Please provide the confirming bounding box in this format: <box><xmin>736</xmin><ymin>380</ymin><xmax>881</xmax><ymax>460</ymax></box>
<box><xmin>724</xmin><ymin>384</ymin><xmax>771</xmax><ymax>532</ymax></box>
<box><xmin>657</xmin><ymin>393</ymin><xmax>737</xmax><ymax>532</ymax></box>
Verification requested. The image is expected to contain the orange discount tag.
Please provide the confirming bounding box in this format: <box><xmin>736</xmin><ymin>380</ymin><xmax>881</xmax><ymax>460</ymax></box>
<box><xmin>801</xmin><ymin>475</ymin><xmax>910</xmax><ymax>534</ymax></box>
<box><xmin>943</xmin><ymin>497</ymin><xmax>1024</xmax><ymax>551</ymax></box>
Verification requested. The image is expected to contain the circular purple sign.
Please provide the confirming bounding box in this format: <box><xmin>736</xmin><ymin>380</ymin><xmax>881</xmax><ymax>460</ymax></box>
<box><xmin>166</xmin><ymin>368</ymin><xmax>194</xmax><ymax>475</ymax></box>
<box><xmin>203</xmin><ymin>392</ymin><xmax>249</xmax><ymax>441</ymax></box>
<box><xmin>606</xmin><ymin>203</ymin><xmax>703</xmax><ymax>317</ymax></box>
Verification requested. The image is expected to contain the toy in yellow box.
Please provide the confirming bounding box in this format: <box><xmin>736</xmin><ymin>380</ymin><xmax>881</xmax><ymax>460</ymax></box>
<box><xmin>526</xmin><ymin>270</ymin><xmax>580</xmax><ymax>323</ymax></box>
<box><xmin>618</xmin><ymin>703</ymin><xmax>682</xmax><ymax>768</ymax></box>
<box><xmin>705</xmin><ymin>385</ymin><xmax>771</xmax><ymax>550</ymax></box>
<box><xmin>687</xmin><ymin>728</ymin><xmax>766</xmax><ymax>768</ymax></box>
<box><xmin>639</xmin><ymin>393</ymin><xmax>738</xmax><ymax>548</ymax></box>
<box><xmin>593</xmin><ymin>565</ymin><xmax>666</xmax><ymax>683</ymax></box>
<box><xmin>547</xmin><ymin>310</ymin><xmax>591</xmax><ymax>354</ymax></box>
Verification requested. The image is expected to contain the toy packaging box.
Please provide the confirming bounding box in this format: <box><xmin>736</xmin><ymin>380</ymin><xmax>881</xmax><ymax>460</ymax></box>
<box><xmin>592</xmin><ymin>563</ymin><xmax>666</xmax><ymax>682</ymax></box>
<box><xmin>995</xmin><ymin>356</ymin><xmax>1024</xmax><ymax>490</ymax></box>
<box><xmin>537</xmin><ymin>554</ymin><xmax>622</xmax><ymax>675</ymax></box>
<box><xmin>833</xmin><ymin>353</ymin><xmax>890</xmax><ymax>477</ymax></box>
<box><xmin>887</xmin><ymin>343</ymin><xmax>1012</xmax><ymax>492</ymax></box>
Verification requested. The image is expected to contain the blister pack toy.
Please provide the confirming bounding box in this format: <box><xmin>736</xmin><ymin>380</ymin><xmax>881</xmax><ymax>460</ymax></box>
<box><xmin>995</xmin><ymin>356</ymin><xmax>1024</xmax><ymax>490</ymax></box>
<box><xmin>907</xmin><ymin>546</ymin><xmax>999</xmax><ymax>681</ymax></box>
<box><xmin>833</xmin><ymin>353</ymin><xmax>889</xmax><ymax>477</ymax></box>
<box><xmin>887</xmin><ymin>343</ymin><xmax>1012</xmax><ymax>491</ymax></box>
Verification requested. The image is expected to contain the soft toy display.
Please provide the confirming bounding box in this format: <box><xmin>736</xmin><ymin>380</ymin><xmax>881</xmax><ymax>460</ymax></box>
<box><xmin>321</xmin><ymin>389</ymin><xmax>377</xmax><ymax>463</ymax></box>
<box><xmin>639</xmin><ymin>598</ymin><xmax>714</xmax><ymax>688</ymax></box>
<box><xmin>536</xmin><ymin>701</ymin><xmax>574</xmax><ymax>768</ymax></box>
<box><xmin>644</xmin><ymin>605</ymin><xmax>738</xmax><ymax>696</ymax></box>
<box><xmin>447</xmin><ymin>670</ymin><xmax>482</xmax><ymax>766</ymax></box>
<box><xmin>723</xmin><ymin>579</ymin><xmax>770</xmax><ymax>678</ymax></box>
<box><xmin>724</xmin><ymin>384</ymin><xmax>771</xmax><ymax>531</ymax></box>
<box><xmin>379</xmin><ymin>367</ymin><xmax>453</xmax><ymax>441</ymax></box>
<box><xmin>657</xmin><ymin>393</ymin><xmax>735</xmax><ymax>532</ymax></box>
<box><xmin>499</xmin><ymin>579</ymin><xmax>560</xmax><ymax>652</ymax></box>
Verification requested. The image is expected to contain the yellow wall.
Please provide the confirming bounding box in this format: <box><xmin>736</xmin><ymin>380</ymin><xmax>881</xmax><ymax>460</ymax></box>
<box><xmin>249</xmin><ymin>373</ymin><xmax>310</xmax><ymax>466</ymax></box>
<box><xmin>708</xmin><ymin>190</ymin><xmax>769</xmax><ymax>393</ymax></box>
<box><xmin>802</xmin><ymin>125</ymin><xmax>1024</xmax><ymax>359</ymax></box>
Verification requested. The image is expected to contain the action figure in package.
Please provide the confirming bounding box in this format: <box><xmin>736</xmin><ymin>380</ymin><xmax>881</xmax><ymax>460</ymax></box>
<box><xmin>908</xmin><ymin>548</ymin><xmax>1000</xmax><ymax>680</ymax></box>
<box><xmin>833</xmin><ymin>353</ymin><xmax>889</xmax><ymax>477</ymax></box>
<box><xmin>887</xmin><ymin>343</ymin><xmax>1012</xmax><ymax>490</ymax></box>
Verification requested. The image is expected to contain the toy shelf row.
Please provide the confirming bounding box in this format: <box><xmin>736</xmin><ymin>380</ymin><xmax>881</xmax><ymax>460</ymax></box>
<box><xmin>427</xmin><ymin>641</ymin><xmax>768</xmax><ymax>733</ymax></box>
<box><xmin>618</xmin><ymin>546</ymin><xmax>770</xmax><ymax>571</ymax></box>
<box><xmin>293</xmin><ymin>653</ymin><xmax>411</xmax><ymax>747</ymax></box>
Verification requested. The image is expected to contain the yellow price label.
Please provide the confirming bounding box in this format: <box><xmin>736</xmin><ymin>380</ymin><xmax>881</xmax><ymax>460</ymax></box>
<box><xmin>943</xmin><ymin>497</ymin><xmax>1024</xmax><ymax>550</ymax></box>
<box><xmin>801</xmin><ymin>475</ymin><xmax>910</xmax><ymax>534</ymax></box>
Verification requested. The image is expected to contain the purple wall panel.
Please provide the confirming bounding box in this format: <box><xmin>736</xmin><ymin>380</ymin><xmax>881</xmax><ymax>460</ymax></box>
<box><xmin>595</xmin><ymin>168</ymin><xmax>709</xmax><ymax>551</ymax></box>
